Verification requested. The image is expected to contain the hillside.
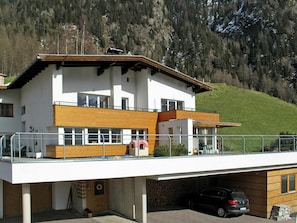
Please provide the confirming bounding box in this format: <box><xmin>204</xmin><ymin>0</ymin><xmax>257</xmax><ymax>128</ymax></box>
<box><xmin>196</xmin><ymin>83</ymin><xmax>297</xmax><ymax>135</ymax></box>
<box><xmin>0</xmin><ymin>0</ymin><xmax>297</xmax><ymax>103</ymax></box>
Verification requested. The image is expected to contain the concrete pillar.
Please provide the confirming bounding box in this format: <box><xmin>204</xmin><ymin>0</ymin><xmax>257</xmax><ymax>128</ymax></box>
<box><xmin>52</xmin><ymin>182</ymin><xmax>72</xmax><ymax>210</ymax></box>
<box><xmin>22</xmin><ymin>184</ymin><xmax>31</xmax><ymax>223</ymax></box>
<box><xmin>0</xmin><ymin>180</ymin><xmax>3</xmax><ymax>219</ymax></box>
<box><xmin>135</xmin><ymin>177</ymin><xmax>147</xmax><ymax>223</ymax></box>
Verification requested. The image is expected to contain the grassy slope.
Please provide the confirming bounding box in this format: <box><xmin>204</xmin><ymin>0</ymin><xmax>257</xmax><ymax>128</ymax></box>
<box><xmin>196</xmin><ymin>83</ymin><xmax>297</xmax><ymax>135</ymax></box>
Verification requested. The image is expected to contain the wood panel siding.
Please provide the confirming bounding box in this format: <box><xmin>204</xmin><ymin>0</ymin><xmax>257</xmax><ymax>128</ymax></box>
<box><xmin>3</xmin><ymin>182</ymin><xmax>52</xmax><ymax>217</ymax></box>
<box><xmin>46</xmin><ymin>143</ymin><xmax>155</xmax><ymax>158</ymax></box>
<box><xmin>158</xmin><ymin>110</ymin><xmax>220</xmax><ymax>122</ymax></box>
<box><xmin>53</xmin><ymin>105</ymin><xmax>159</xmax><ymax>130</ymax></box>
<box><xmin>217</xmin><ymin>172</ymin><xmax>268</xmax><ymax>218</ymax></box>
<box><xmin>267</xmin><ymin>168</ymin><xmax>297</xmax><ymax>216</ymax></box>
<box><xmin>46</xmin><ymin>145</ymin><xmax>128</xmax><ymax>158</ymax></box>
<box><xmin>86</xmin><ymin>180</ymin><xmax>109</xmax><ymax>213</ymax></box>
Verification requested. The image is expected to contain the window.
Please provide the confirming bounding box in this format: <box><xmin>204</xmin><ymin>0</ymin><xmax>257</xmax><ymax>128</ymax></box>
<box><xmin>100</xmin><ymin>96</ymin><xmax>109</xmax><ymax>108</ymax></box>
<box><xmin>132</xmin><ymin>129</ymin><xmax>147</xmax><ymax>140</ymax></box>
<box><xmin>161</xmin><ymin>99</ymin><xmax>184</xmax><ymax>112</ymax></box>
<box><xmin>75</xmin><ymin>128</ymin><xmax>83</xmax><ymax>145</ymax></box>
<box><xmin>112</xmin><ymin>129</ymin><xmax>121</xmax><ymax>143</ymax></box>
<box><xmin>64</xmin><ymin>128</ymin><xmax>83</xmax><ymax>145</ymax></box>
<box><xmin>21</xmin><ymin>106</ymin><xmax>26</xmax><ymax>115</ymax></box>
<box><xmin>0</xmin><ymin>103</ymin><xmax>13</xmax><ymax>117</ymax></box>
<box><xmin>122</xmin><ymin>97</ymin><xmax>129</xmax><ymax>110</ymax></box>
<box><xmin>87</xmin><ymin>128</ymin><xmax>122</xmax><ymax>144</ymax></box>
<box><xmin>88</xmin><ymin>128</ymin><xmax>99</xmax><ymax>143</ymax></box>
<box><xmin>282</xmin><ymin>175</ymin><xmax>296</xmax><ymax>193</ymax></box>
<box><xmin>78</xmin><ymin>93</ymin><xmax>110</xmax><ymax>108</ymax></box>
<box><xmin>100</xmin><ymin>129</ymin><xmax>110</xmax><ymax>143</ymax></box>
<box><xmin>64</xmin><ymin>128</ymin><xmax>73</xmax><ymax>145</ymax></box>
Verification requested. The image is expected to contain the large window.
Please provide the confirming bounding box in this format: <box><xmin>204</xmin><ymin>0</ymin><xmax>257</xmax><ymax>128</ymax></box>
<box><xmin>281</xmin><ymin>175</ymin><xmax>296</xmax><ymax>193</ymax></box>
<box><xmin>161</xmin><ymin>99</ymin><xmax>184</xmax><ymax>111</ymax></box>
<box><xmin>87</xmin><ymin>128</ymin><xmax>122</xmax><ymax>144</ymax></box>
<box><xmin>78</xmin><ymin>94</ymin><xmax>109</xmax><ymax>108</ymax></box>
<box><xmin>64</xmin><ymin>128</ymin><xmax>83</xmax><ymax>145</ymax></box>
<box><xmin>0</xmin><ymin>103</ymin><xmax>13</xmax><ymax>117</ymax></box>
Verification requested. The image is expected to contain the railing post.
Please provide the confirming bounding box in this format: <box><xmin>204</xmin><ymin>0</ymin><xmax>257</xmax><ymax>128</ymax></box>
<box><xmin>101</xmin><ymin>134</ymin><xmax>105</xmax><ymax>158</ymax></box>
<box><xmin>10</xmin><ymin>134</ymin><xmax>15</xmax><ymax>163</ymax></box>
<box><xmin>261</xmin><ymin>136</ymin><xmax>264</xmax><ymax>153</ymax></box>
<box><xmin>137</xmin><ymin>135</ymin><xmax>140</xmax><ymax>159</ymax></box>
<box><xmin>242</xmin><ymin>136</ymin><xmax>246</xmax><ymax>154</ymax></box>
<box><xmin>168</xmin><ymin>135</ymin><xmax>172</xmax><ymax>157</ymax></box>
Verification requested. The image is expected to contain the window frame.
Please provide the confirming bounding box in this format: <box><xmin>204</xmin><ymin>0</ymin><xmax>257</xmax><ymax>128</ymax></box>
<box><xmin>0</xmin><ymin>103</ymin><xmax>13</xmax><ymax>117</ymax></box>
<box><xmin>78</xmin><ymin>93</ymin><xmax>110</xmax><ymax>108</ymax></box>
<box><xmin>161</xmin><ymin>99</ymin><xmax>184</xmax><ymax>112</ymax></box>
<box><xmin>281</xmin><ymin>174</ymin><xmax>296</xmax><ymax>194</ymax></box>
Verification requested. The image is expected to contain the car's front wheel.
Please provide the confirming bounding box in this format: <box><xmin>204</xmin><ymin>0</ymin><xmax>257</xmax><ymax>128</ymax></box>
<box><xmin>217</xmin><ymin>207</ymin><xmax>227</xmax><ymax>217</ymax></box>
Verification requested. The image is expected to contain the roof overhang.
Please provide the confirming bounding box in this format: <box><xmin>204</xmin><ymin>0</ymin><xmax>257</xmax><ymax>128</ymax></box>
<box><xmin>194</xmin><ymin>120</ymin><xmax>241</xmax><ymax>128</ymax></box>
<box><xmin>8</xmin><ymin>54</ymin><xmax>212</xmax><ymax>93</ymax></box>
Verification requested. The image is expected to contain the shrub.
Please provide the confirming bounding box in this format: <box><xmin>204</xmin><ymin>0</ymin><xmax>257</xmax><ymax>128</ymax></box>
<box><xmin>153</xmin><ymin>144</ymin><xmax>188</xmax><ymax>157</ymax></box>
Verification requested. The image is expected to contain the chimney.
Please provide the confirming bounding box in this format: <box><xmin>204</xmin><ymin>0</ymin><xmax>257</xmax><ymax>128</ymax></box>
<box><xmin>0</xmin><ymin>73</ymin><xmax>7</xmax><ymax>86</ymax></box>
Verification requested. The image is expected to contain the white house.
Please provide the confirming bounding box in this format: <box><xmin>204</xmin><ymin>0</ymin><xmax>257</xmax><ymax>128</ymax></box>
<box><xmin>0</xmin><ymin>54</ymin><xmax>244</xmax><ymax>222</ymax></box>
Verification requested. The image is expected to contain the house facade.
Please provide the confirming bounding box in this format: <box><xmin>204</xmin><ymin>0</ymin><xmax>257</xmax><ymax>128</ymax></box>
<box><xmin>1</xmin><ymin>54</ymin><xmax>297</xmax><ymax>222</ymax></box>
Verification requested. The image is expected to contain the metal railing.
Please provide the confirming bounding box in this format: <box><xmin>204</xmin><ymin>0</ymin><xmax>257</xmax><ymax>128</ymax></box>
<box><xmin>53</xmin><ymin>101</ymin><xmax>216</xmax><ymax>113</ymax></box>
<box><xmin>3</xmin><ymin>133</ymin><xmax>297</xmax><ymax>162</ymax></box>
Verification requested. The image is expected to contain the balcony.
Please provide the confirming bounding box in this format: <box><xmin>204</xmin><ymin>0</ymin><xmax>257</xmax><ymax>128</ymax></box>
<box><xmin>1</xmin><ymin>132</ymin><xmax>297</xmax><ymax>161</ymax></box>
<box><xmin>1</xmin><ymin>132</ymin><xmax>297</xmax><ymax>184</ymax></box>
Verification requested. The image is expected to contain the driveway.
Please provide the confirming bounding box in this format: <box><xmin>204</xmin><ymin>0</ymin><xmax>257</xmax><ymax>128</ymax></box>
<box><xmin>1</xmin><ymin>209</ymin><xmax>296</xmax><ymax>223</ymax></box>
<box><xmin>147</xmin><ymin>209</ymin><xmax>297</xmax><ymax>223</ymax></box>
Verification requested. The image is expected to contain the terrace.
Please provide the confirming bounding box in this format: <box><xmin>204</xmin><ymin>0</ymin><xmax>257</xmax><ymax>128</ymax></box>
<box><xmin>0</xmin><ymin>132</ymin><xmax>297</xmax><ymax>185</ymax></box>
<box><xmin>1</xmin><ymin>132</ymin><xmax>297</xmax><ymax>162</ymax></box>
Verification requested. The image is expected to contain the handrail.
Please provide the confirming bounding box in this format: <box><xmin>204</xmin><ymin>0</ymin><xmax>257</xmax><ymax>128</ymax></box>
<box><xmin>3</xmin><ymin>132</ymin><xmax>297</xmax><ymax>162</ymax></box>
<box><xmin>0</xmin><ymin>135</ymin><xmax>5</xmax><ymax>159</ymax></box>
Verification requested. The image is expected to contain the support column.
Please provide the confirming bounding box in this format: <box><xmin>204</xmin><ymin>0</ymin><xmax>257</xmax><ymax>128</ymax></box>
<box><xmin>135</xmin><ymin>177</ymin><xmax>147</xmax><ymax>223</ymax></box>
<box><xmin>0</xmin><ymin>180</ymin><xmax>3</xmax><ymax>219</ymax></box>
<box><xmin>22</xmin><ymin>184</ymin><xmax>31</xmax><ymax>223</ymax></box>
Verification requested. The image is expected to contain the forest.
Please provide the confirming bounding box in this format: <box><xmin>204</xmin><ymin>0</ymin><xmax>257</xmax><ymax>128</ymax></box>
<box><xmin>0</xmin><ymin>0</ymin><xmax>297</xmax><ymax>103</ymax></box>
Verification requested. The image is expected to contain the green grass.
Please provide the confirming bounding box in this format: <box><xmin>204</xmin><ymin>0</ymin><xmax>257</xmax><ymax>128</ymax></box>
<box><xmin>196</xmin><ymin>83</ymin><xmax>297</xmax><ymax>135</ymax></box>
<box><xmin>4</xmin><ymin>76</ymin><xmax>17</xmax><ymax>84</ymax></box>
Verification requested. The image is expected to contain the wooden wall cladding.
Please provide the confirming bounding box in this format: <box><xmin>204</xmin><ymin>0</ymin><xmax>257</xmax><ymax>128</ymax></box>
<box><xmin>158</xmin><ymin>110</ymin><xmax>220</xmax><ymax>122</ymax></box>
<box><xmin>53</xmin><ymin>105</ymin><xmax>159</xmax><ymax>130</ymax></box>
<box><xmin>217</xmin><ymin>172</ymin><xmax>268</xmax><ymax>218</ymax></box>
<box><xmin>3</xmin><ymin>182</ymin><xmax>52</xmax><ymax>217</ymax></box>
<box><xmin>46</xmin><ymin>143</ymin><xmax>155</xmax><ymax>158</ymax></box>
<box><xmin>86</xmin><ymin>180</ymin><xmax>109</xmax><ymax>213</ymax></box>
<box><xmin>46</xmin><ymin>145</ymin><xmax>128</xmax><ymax>158</ymax></box>
<box><xmin>267</xmin><ymin>168</ymin><xmax>297</xmax><ymax>215</ymax></box>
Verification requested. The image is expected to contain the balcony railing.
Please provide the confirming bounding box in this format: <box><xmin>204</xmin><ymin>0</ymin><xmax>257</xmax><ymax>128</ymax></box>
<box><xmin>1</xmin><ymin>133</ymin><xmax>297</xmax><ymax>163</ymax></box>
<box><xmin>53</xmin><ymin>101</ymin><xmax>217</xmax><ymax>113</ymax></box>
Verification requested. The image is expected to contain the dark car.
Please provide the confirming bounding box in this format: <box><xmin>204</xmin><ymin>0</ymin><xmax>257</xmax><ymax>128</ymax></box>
<box><xmin>187</xmin><ymin>187</ymin><xmax>250</xmax><ymax>217</ymax></box>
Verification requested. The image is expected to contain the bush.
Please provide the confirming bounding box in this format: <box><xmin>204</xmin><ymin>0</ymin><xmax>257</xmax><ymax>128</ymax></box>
<box><xmin>153</xmin><ymin>144</ymin><xmax>188</xmax><ymax>157</ymax></box>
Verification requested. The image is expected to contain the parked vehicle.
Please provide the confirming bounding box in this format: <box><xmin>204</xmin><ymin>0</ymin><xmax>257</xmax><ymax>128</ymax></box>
<box><xmin>187</xmin><ymin>187</ymin><xmax>250</xmax><ymax>217</ymax></box>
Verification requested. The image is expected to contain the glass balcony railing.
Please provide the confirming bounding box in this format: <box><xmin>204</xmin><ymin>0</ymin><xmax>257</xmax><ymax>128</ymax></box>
<box><xmin>1</xmin><ymin>132</ymin><xmax>297</xmax><ymax>163</ymax></box>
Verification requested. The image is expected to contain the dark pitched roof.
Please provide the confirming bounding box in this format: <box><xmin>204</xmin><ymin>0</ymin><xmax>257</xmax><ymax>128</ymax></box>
<box><xmin>8</xmin><ymin>54</ymin><xmax>212</xmax><ymax>93</ymax></box>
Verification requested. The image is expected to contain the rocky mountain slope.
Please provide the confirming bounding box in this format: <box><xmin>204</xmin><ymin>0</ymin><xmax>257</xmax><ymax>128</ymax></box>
<box><xmin>0</xmin><ymin>0</ymin><xmax>297</xmax><ymax>103</ymax></box>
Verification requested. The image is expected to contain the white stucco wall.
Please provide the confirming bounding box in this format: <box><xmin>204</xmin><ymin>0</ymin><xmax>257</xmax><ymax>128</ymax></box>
<box><xmin>21</xmin><ymin>66</ymin><xmax>53</xmax><ymax>133</ymax></box>
<box><xmin>52</xmin><ymin>182</ymin><xmax>72</xmax><ymax>210</ymax></box>
<box><xmin>0</xmin><ymin>89</ymin><xmax>21</xmax><ymax>132</ymax></box>
<box><xmin>148</xmin><ymin>72</ymin><xmax>195</xmax><ymax>111</ymax></box>
<box><xmin>158</xmin><ymin>119</ymin><xmax>194</xmax><ymax>154</ymax></box>
<box><xmin>58</xmin><ymin>67</ymin><xmax>111</xmax><ymax>105</ymax></box>
<box><xmin>121</xmin><ymin>70</ymin><xmax>136</xmax><ymax>110</ymax></box>
<box><xmin>135</xmin><ymin>70</ymin><xmax>149</xmax><ymax>110</ymax></box>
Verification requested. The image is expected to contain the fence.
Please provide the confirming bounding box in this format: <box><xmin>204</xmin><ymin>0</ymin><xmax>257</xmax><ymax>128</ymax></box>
<box><xmin>1</xmin><ymin>133</ymin><xmax>297</xmax><ymax>162</ymax></box>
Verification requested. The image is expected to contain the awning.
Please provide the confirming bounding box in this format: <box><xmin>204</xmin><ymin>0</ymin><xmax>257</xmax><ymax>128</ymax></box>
<box><xmin>194</xmin><ymin>120</ymin><xmax>241</xmax><ymax>128</ymax></box>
